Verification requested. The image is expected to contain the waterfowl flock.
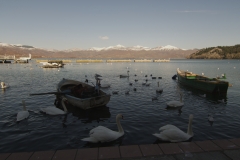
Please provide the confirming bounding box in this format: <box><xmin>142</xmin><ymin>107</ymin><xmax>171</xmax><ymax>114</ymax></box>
<box><xmin>5</xmin><ymin>66</ymin><xmax>219</xmax><ymax>148</ymax></box>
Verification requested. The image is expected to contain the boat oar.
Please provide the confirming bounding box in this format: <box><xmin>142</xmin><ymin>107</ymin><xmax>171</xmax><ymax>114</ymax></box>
<box><xmin>29</xmin><ymin>90</ymin><xmax>71</xmax><ymax>96</ymax></box>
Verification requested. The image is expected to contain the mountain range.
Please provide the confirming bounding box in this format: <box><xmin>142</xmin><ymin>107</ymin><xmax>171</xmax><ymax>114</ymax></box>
<box><xmin>0</xmin><ymin>42</ymin><xmax>197</xmax><ymax>59</ymax></box>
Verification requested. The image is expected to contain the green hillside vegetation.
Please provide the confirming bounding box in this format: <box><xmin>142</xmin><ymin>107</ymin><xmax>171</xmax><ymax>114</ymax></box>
<box><xmin>188</xmin><ymin>44</ymin><xmax>240</xmax><ymax>59</ymax></box>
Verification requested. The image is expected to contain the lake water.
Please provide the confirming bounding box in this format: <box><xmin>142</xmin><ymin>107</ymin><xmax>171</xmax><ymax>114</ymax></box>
<box><xmin>1</xmin><ymin>59</ymin><xmax>240</xmax><ymax>153</ymax></box>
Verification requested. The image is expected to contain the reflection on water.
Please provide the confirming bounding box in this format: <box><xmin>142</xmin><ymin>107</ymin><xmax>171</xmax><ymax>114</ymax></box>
<box><xmin>1</xmin><ymin>59</ymin><xmax>240</xmax><ymax>153</ymax></box>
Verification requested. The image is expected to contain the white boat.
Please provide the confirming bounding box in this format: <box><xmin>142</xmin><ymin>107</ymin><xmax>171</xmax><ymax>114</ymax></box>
<box><xmin>41</xmin><ymin>62</ymin><xmax>64</xmax><ymax>68</ymax></box>
<box><xmin>57</xmin><ymin>78</ymin><xmax>111</xmax><ymax>110</ymax></box>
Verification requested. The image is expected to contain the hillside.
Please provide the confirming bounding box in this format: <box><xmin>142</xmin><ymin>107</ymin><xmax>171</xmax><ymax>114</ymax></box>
<box><xmin>188</xmin><ymin>44</ymin><xmax>240</xmax><ymax>59</ymax></box>
<box><xmin>0</xmin><ymin>43</ymin><xmax>197</xmax><ymax>59</ymax></box>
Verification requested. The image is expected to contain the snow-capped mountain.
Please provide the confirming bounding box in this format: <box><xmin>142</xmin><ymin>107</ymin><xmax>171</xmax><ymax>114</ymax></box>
<box><xmin>0</xmin><ymin>42</ymin><xmax>184</xmax><ymax>51</ymax></box>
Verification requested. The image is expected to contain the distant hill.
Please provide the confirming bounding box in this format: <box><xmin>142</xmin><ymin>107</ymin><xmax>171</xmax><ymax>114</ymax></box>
<box><xmin>188</xmin><ymin>44</ymin><xmax>240</xmax><ymax>59</ymax></box>
<box><xmin>0</xmin><ymin>42</ymin><xmax>197</xmax><ymax>59</ymax></box>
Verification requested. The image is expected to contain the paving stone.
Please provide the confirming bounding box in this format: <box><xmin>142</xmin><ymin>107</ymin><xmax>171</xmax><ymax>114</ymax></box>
<box><xmin>75</xmin><ymin>148</ymin><xmax>98</xmax><ymax>160</ymax></box>
<box><xmin>139</xmin><ymin>144</ymin><xmax>163</xmax><ymax>157</ymax></box>
<box><xmin>195</xmin><ymin>140</ymin><xmax>222</xmax><ymax>151</ymax></box>
<box><xmin>178</xmin><ymin>142</ymin><xmax>203</xmax><ymax>153</ymax></box>
<box><xmin>212</xmin><ymin>139</ymin><xmax>239</xmax><ymax>150</ymax></box>
<box><xmin>99</xmin><ymin>146</ymin><xmax>120</xmax><ymax>159</ymax></box>
<box><xmin>6</xmin><ymin>152</ymin><xmax>33</xmax><ymax>160</ymax></box>
<box><xmin>224</xmin><ymin>149</ymin><xmax>240</xmax><ymax>160</ymax></box>
<box><xmin>158</xmin><ymin>143</ymin><xmax>183</xmax><ymax>155</ymax></box>
<box><xmin>120</xmin><ymin>145</ymin><xmax>142</xmax><ymax>158</ymax></box>
<box><xmin>29</xmin><ymin>150</ymin><xmax>55</xmax><ymax>160</ymax></box>
<box><xmin>0</xmin><ymin>153</ymin><xmax>11</xmax><ymax>160</ymax></box>
<box><xmin>174</xmin><ymin>151</ymin><xmax>231</xmax><ymax>160</ymax></box>
<box><xmin>52</xmin><ymin>149</ymin><xmax>77</xmax><ymax>160</ymax></box>
<box><xmin>229</xmin><ymin>138</ymin><xmax>240</xmax><ymax>147</ymax></box>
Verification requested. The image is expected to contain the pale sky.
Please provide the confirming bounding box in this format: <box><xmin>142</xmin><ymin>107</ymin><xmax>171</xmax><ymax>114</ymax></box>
<box><xmin>0</xmin><ymin>0</ymin><xmax>240</xmax><ymax>50</ymax></box>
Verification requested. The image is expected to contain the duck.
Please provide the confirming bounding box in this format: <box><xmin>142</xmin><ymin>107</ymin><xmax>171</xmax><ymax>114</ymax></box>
<box><xmin>152</xmin><ymin>97</ymin><xmax>158</xmax><ymax>101</ymax></box>
<box><xmin>125</xmin><ymin>90</ymin><xmax>130</xmax><ymax>94</ymax></box>
<box><xmin>112</xmin><ymin>91</ymin><xmax>119</xmax><ymax>94</ymax></box>
<box><xmin>208</xmin><ymin>114</ymin><xmax>214</xmax><ymax>122</ymax></box>
<box><xmin>129</xmin><ymin>82</ymin><xmax>133</xmax><ymax>86</ymax></box>
<box><xmin>166</xmin><ymin>92</ymin><xmax>184</xmax><ymax>108</ymax></box>
<box><xmin>81</xmin><ymin>114</ymin><xmax>124</xmax><ymax>143</ymax></box>
<box><xmin>156</xmin><ymin>82</ymin><xmax>163</xmax><ymax>93</ymax></box>
<box><xmin>17</xmin><ymin>100</ymin><xmax>29</xmax><ymax>122</ymax></box>
<box><xmin>146</xmin><ymin>83</ymin><xmax>151</xmax><ymax>86</ymax></box>
<box><xmin>41</xmin><ymin>97</ymin><xmax>68</xmax><ymax>115</ymax></box>
<box><xmin>120</xmin><ymin>71</ymin><xmax>129</xmax><ymax>78</ymax></box>
<box><xmin>153</xmin><ymin>114</ymin><xmax>194</xmax><ymax>142</ymax></box>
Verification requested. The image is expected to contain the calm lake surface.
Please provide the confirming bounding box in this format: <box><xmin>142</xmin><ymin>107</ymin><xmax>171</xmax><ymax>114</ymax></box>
<box><xmin>1</xmin><ymin>59</ymin><xmax>240</xmax><ymax>153</ymax></box>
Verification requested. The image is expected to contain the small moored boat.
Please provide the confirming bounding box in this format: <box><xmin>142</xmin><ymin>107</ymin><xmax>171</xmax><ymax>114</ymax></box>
<box><xmin>57</xmin><ymin>78</ymin><xmax>111</xmax><ymax>110</ymax></box>
<box><xmin>177</xmin><ymin>68</ymin><xmax>229</xmax><ymax>95</ymax></box>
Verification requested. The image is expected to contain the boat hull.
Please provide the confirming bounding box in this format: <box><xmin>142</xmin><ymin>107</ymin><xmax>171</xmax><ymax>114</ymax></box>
<box><xmin>57</xmin><ymin>78</ymin><xmax>111</xmax><ymax>110</ymax></box>
<box><xmin>177</xmin><ymin>69</ymin><xmax>229</xmax><ymax>95</ymax></box>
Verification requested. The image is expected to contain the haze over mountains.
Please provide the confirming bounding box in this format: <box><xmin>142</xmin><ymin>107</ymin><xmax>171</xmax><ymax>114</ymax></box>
<box><xmin>0</xmin><ymin>42</ymin><xmax>197</xmax><ymax>59</ymax></box>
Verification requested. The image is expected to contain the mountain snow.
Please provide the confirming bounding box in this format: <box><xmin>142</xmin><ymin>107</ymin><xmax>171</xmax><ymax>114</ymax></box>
<box><xmin>0</xmin><ymin>42</ymin><xmax>184</xmax><ymax>51</ymax></box>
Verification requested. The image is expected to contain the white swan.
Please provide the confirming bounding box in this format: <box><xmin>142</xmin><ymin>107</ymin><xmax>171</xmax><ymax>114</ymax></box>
<box><xmin>17</xmin><ymin>100</ymin><xmax>29</xmax><ymax>122</ymax></box>
<box><xmin>166</xmin><ymin>92</ymin><xmax>184</xmax><ymax>108</ymax></box>
<box><xmin>156</xmin><ymin>82</ymin><xmax>163</xmax><ymax>93</ymax></box>
<box><xmin>41</xmin><ymin>97</ymin><xmax>68</xmax><ymax>115</ymax></box>
<box><xmin>153</xmin><ymin>114</ymin><xmax>194</xmax><ymax>142</ymax></box>
<box><xmin>82</xmin><ymin>114</ymin><xmax>124</xmax><ymax>143</ymax></box>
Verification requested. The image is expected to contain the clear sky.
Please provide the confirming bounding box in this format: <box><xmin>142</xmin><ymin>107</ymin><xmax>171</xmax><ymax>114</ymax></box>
<box><xmin>1</xmin><ymin>0</ymin><xmax>240</xmax><ymax>50</ymax></box>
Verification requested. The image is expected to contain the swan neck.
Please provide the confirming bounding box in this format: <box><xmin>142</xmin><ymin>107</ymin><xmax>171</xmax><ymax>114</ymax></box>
<box><xmin>61</xmin><ymin>98</ymin><xmax>68</xmax><ymax>112</ymax></box>
<box><xmin>187</xmin><ymin>117</ymin><xmax>193</xmax><ymax>136</ymax></box>
<box><xmin>116</xmin><ymin>116</ymin><xmax>124</xmax><ymax>133</ymax></box>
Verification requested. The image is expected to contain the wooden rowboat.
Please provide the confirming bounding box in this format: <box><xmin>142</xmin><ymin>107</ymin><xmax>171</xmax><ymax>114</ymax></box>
<box><xmin>57</xmin><ymin>78</ymin><xmax>111</xmax><ymax>110</ymax></box>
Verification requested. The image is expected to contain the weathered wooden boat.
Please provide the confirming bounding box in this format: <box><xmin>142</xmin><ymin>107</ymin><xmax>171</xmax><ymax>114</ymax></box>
<box><xmin>57</xmin><ymin>78</ymin><xmax>111</xmax><ymax>110</ymax></box>
<box><xmin>177</xmin><ymin>68</ymin><xmax>229</xmax><ymax>95</ymax></box>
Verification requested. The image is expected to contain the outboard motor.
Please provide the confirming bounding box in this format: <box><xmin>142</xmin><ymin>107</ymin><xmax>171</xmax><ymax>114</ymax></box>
<box><xmin>172</xmin><ymin>74</ymin><xmax>177</xmax><ymax>80</ymax></box>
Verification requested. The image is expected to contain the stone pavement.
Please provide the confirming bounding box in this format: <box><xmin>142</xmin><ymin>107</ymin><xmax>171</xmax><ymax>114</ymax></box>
<box><xmin>1</xmin><ymin>139</ymin><xmax>240</xmax><ymax>160</ymax></box>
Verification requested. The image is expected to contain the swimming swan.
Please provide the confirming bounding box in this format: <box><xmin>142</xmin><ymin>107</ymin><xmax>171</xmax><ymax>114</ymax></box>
<box><xmin>17</xmin><ymin>100</ymin><xmax>29</xmax><ymax>122</ymax></box>
<box><xmin>166</xmin><ymin>92</ymin><xmax>184</xmax><ymax>108</ymax></box>
<box><xmin>153</xmin><ymin>114</ymin><xmax>194</xmax><ymax>142</ymax></box>
<box><xmin>81</xmin><ymin>114</ymin><xmax>124</xmax><ymax>143</ymax></box>
<box><xmin>41</xmin><ymin>97</ymin><xmax>68</xmax><ymax>115</ymax></box>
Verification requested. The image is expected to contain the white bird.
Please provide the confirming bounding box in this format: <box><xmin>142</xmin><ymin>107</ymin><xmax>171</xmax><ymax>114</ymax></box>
<box><xmin>156</xmin><ymin>82</ymin><xmax>163</xmax><ymax>93</ymax></box>
<box><xmin>153</xmin><ymin>114</ymin><xmax>194</xmax><ymax>142</ymax></box>
<box><xmin>17</xmin><ymin>100</ymin><xmax>29</xmax><ymax>122</ymax></box>
<box><xmin>41</xmin><ymin>98</ymin><xmax>68</xmax><ymax>115</ymax></box>
<box><xmin>81</xmin><ymin>114</ymin><xmax>124</xmax><ymax>143</ymax></box>
<box><xmin>166</xmin><ymin>93</ymin><xmax>184</xmax><ymax>108</ymax></box>
<box><xmin>1</xmin><ymin>82</ymin><xmax>9</xmax><ymax>89</ymax></box>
